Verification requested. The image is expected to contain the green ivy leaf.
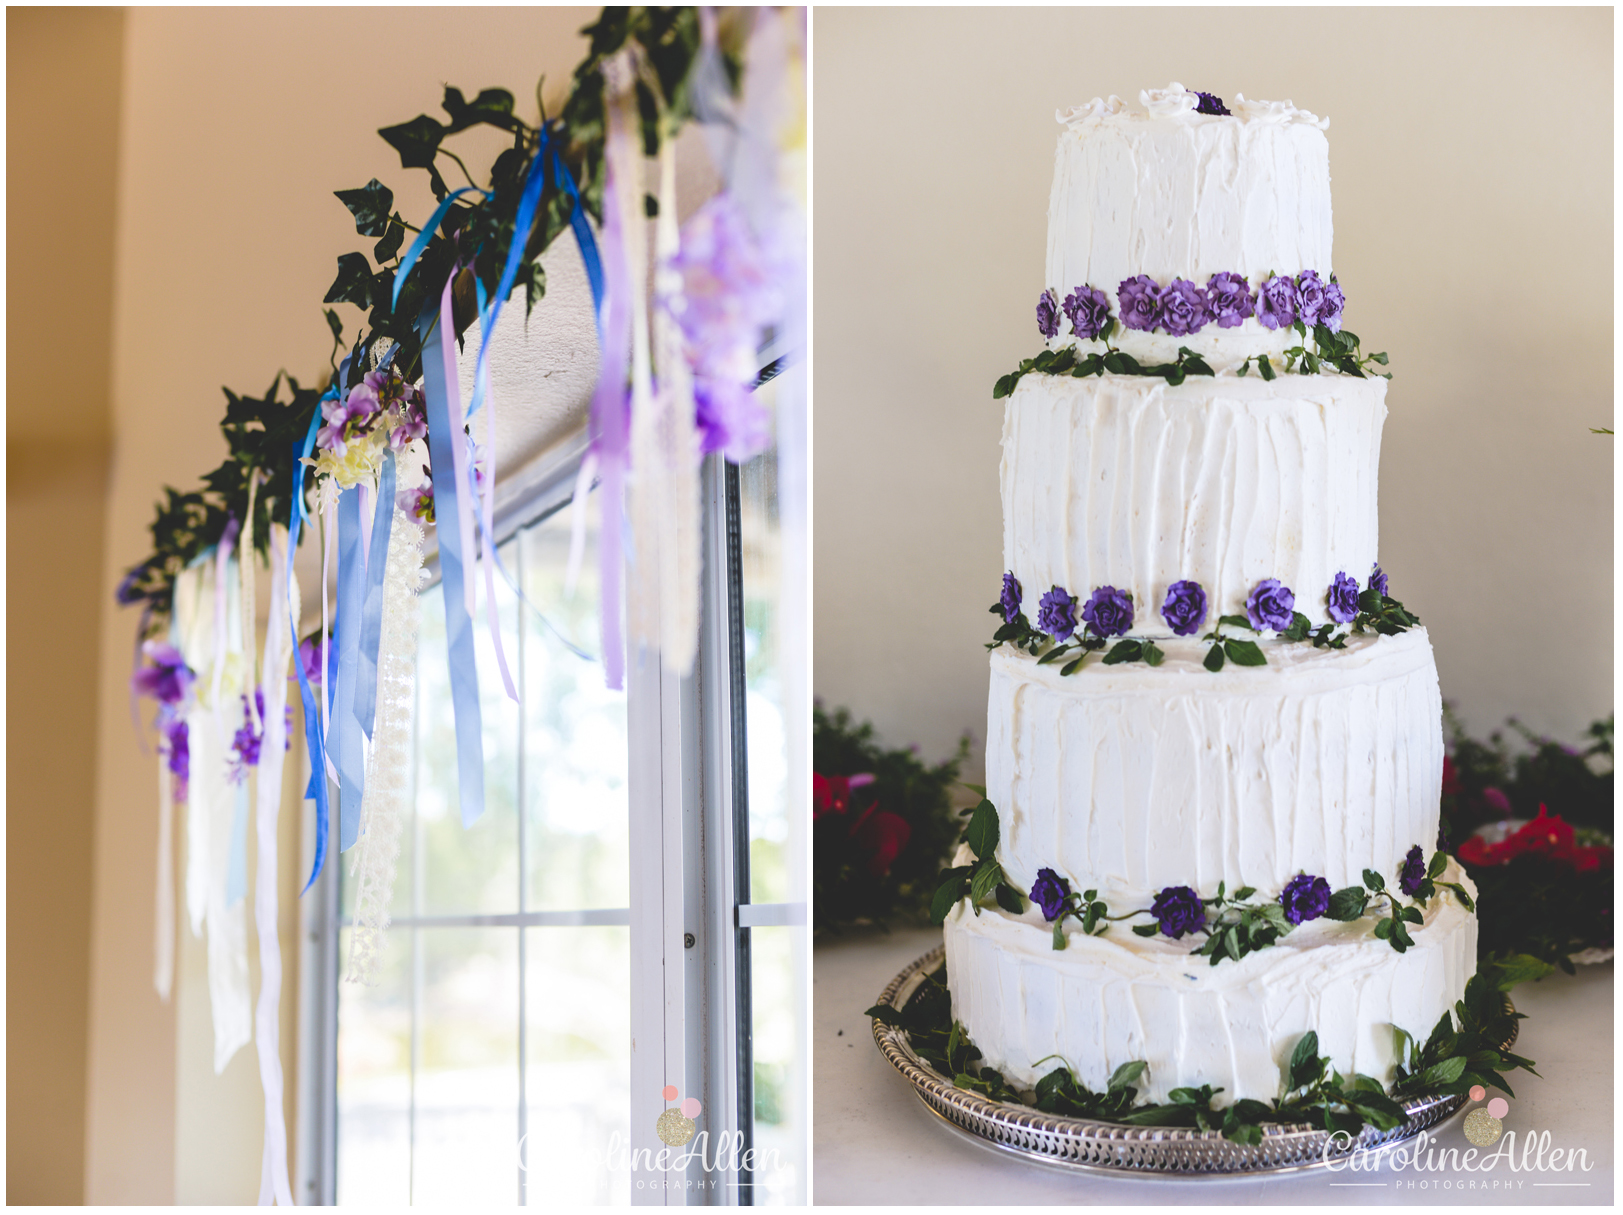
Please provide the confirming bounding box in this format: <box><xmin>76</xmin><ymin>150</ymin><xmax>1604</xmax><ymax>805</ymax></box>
<box><xmin>994</xmin><ymin>882</ymin><xmax>1025</xmax><ymax>915</ymax></box>
<box><xmin>992</xmin><ymin>373</ymin><xmax>1017</xmax><ymax>400</ymax></box>
<box><xmin>1131</xmin><ymin>923</ymin><xmax>1159</xmax><ymax>937</ymax></box>
<box><xmin>1141</xmin><ymin>641</ymin><xmax>1165</xmax><ymax>667</ymax></box>
<box><xmin>373</xmin><ymin>215</ymin><xmax>407</xmax><ymax>263</ymax></box>
<box><xmin>1282</xmin><ymin>611</ymin><xmax>1311</xmax><ymax>642</ymax></box>
<box><xmin>969</xmin><ymin>857</ymin><xmax>1002</xmax><ymax>909</ymax></box>
<box><xmin>929</xmin><ymin>867</ymin><xmax>973</xmax><ymax>925</ymax></box>
<box><xmin>1223</xmin><ymin>638</ymin><xmax>1266</xmax><ymax>667</ymax></box>
<box><xmin>1427</xmin><ymin>851</ymin><xmax>1449</xmax><ymax>879</ymax></box>
<box><xmin>1363</xmin><ymin>869</ymin><xmax>1385</xmax><ymax>892</ymax></box>
<box><xmin>1258</xmin><ymin>354</ymin><xmax>1276</xmax><ymax>381</ymax></box>
<box><xmin>323</xmin><ymin>252</ymin><xmax>374</xmax><ymax>308</ymax></box>
<box><xmin>1325</xmin><ymin>887</ymin><xmax>1369</xmax><ymax>921</ymax></box>
<box><xmin>378</xmin><ymin>113</ymin><xmax>445</xmax><ymax>170</ymax></box>
<box><xmin>441</xmin><ymin>85</ymin><xmax>520</xmax><ymax>133</ymax></box>
<box><xmin>1059</xmin><ymin>656</ymin><xmax>1086</xmax><ymax>676</ymax></box>
<box><xmin>1101</xmin><ymin>640</ymin><xmax>1143</xmax><ymax>665</ymax></box>
<box><xmin>1217</xmin><ymin>614</ymin><xmax>1252</xmax><ymax>631</ymax></box>
<box><xmin>1203</xmin><ymin>643</ymin><xmax>1225</xmax><ymax>673</ymax></box>
<box><xmin>334</xmin><ymin>179</ymin><xmax>395</xmax><ymax>237</ymax></box>
<box><xmin>324</xmin><ymin>308</ymin><xmax>345</xmax><ymax>346</ymax></box>
<box><xmin>965</xmin><ymin>799</ymin><xmax>999</xmax><ymax>858</ymax></box>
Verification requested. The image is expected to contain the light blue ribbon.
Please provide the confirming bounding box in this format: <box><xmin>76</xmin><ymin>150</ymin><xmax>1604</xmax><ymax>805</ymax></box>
<box><xmin>355</xmin><ymin>450</ymin><xmax>396</xmax><ymax>738</ymax></box>
<box><xmin>392</xmin><ymin>187</ymin><xmax>491</xmax><ymax>311</ymax></box>
<box><xmin>332</xmin><ymin>485</ymin><xmax>367</xmax><ymax>851</ymax></box>
<box><xmin>289</xmin><ymin>409</ymin><xmax>332</xmax><ymax>895</ymax></box>
<box><xmin>226</xmin><ymin>779</ymin><xmax>249</xmax><ymax>906</ymax></box>
<box><xmin>419</xmin><ymin>293</ymin><xmax>486</xmax><ymax>827</ymax></box>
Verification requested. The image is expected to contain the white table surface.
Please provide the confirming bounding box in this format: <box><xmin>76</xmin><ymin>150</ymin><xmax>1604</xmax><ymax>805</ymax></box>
<box><xmin>814</xmin><ymin>925</ymin><xmax>1613</xmax><ymax>1205</ymax></box>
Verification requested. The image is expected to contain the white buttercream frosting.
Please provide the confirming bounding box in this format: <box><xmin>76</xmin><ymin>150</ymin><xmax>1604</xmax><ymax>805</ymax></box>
<box><xmin>987</xmin><ymin>629</ymin><xmax>1445</xmax><ymax>903</ymax></box>
<box><xmin>1002</xmin><ymin>370</ymin><xmax>1386</xmax><ymax>635</ymax></box>
<box><xmin>943</xmin><ymin>861</ymin><xmax>1476</xmax><ymax>1103</ymax></box>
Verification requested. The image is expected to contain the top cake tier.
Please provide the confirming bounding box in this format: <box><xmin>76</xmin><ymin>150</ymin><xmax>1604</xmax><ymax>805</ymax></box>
<box><xmin>1046</xmin><ymin>86</ymin><xmax>1332</xmax><ymax>369</ymax></box>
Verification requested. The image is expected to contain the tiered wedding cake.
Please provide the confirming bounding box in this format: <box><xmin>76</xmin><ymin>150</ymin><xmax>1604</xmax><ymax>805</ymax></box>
<box><xmin>941</xmin><ymin>86</ymin><xmax>1478</xmax><ymax>1105</ymax></box>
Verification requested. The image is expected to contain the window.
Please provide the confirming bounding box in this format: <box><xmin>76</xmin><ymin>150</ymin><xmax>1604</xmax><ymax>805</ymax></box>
<box><xmin>297</xmin><ymin>427</ymin><xmax>806</xmax><ymax>1205</ymax></box>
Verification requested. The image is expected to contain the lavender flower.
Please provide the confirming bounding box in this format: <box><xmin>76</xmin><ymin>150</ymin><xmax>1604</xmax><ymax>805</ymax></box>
<box><xmin>1081</xmin><ymin>586</ymin><xmax>1134</xmax><ymax>638</ymax></box>
<box><xmin>1063</xmin><ymin>284</ymin><xmax>1112</xmax><ymax>341</ymax></box>
<box><xmin>1296</xmin><ymin>271</ymin><xmax>1332</xmax><ymax>328</ymax></box>
<box><xmin>389</xmin><ymin>384</ymin><xmax>428</xmax><ymax>450</ymax></box>
<box><xmin>1000</xmin><ymin>573</ymin><xmax>1023</xmax><ymax>624</ymax></box>
<box><xmin>1151</xmin><ymin>886</ymin><xmax>1207</xmax><ymax>939</ymax></box>
<box><xmin>1160</xmin><ymin>580</ymin><xmax>1208</xmax><ymax>636</ymax></box>
<box><xmin>1437</xmin><ymin>821</ymin><xmax>1452</xmax><ymax>853</ymax></box>
<box><xmin>1370</xmin><ymin>564</ymin><xmax>1389</xmax><ymax>598</ymax></box>
<box><xmin>165</xmin><ymin>718</ymin><xmax>190</xmax><ymax>802</ymax></box>
<box><xmin>1205</xmin><ymin>272</ymin><xmax>1255</xmax><ymax>329</ymax></box>
<box><xmin>1192</xmin><ymin>91</ymin><xmax>1231</xmax><ymax>116</ymax></box>
<box><xmin>133</xmin><ymin>641</ymin><xmax>195</xmax><ymax>707</ymax></box>
<box><xmin>1256</xmin><ymin>274</ymin><xmax>1299</xmax><ymax>331</ymax></box>
<box><xmin>672</xmin><ymin>193</ymin><xmax>781</xmax><ymax>390</ymax></box>
<box><xmin>1036</xmin><ymin>289</ymin><xmax>1061</xmax><ymax>340</ymax></box>
<box><xmin>1037</xmin><ymin>586</ymin><xmax>1079</xmax><ymax>642</ymax></box>
<box><xmin>1117</xmin><ymin>275</ymin><xmax>1164</xmax><ymax>333</ymax></box>
<box><xmin>1279</xmin><ymin>874</ymin><xmax>1331</xmax><ymax>925</ymax></box>
<box><xmin>1399</xmin><ymin>845</ymin><xmax>1426</xmax><ymax>896</ymax></box>
<box><xmin>1245</xmin><ymin>578</ymin><xmax>1295</xmax><ymax>633</ymax></box>
<box><xmin>1319</xmin><ymin>278</ymin><xmax>1346</xmax><ymax>334</ymax></box>
<box><xmin>398</xmin><ymin>484</ymin><xmax>435</xmax><ymax>524</ymax></box>
<box><xmin>297</xmin><ymin>634</ymin><xmax>326</xmax><ymax>687</ymax></box>
<box><xmin>232</xmin><ymin>689</ymin><xmax>266</xmax><ymax>770</ymax></box>
<box><xmin>1326</xmin><ymin>571</ymin><xmax>1360</xmax><ymax>624</ymax></box>
<box><xmin>1030</xmin><ymin>868</ymin><xmax>1072</xmax><ymax>922</ymax></box>
<box><xmin>1157</xmin><ymin>278</ymin><xmax>1210</xmax><ymax>337</ymax></box>
<box><xmin>695</xmin><ymin>378</ymin><xmax>772</xmax><ymax>463</ymax></box>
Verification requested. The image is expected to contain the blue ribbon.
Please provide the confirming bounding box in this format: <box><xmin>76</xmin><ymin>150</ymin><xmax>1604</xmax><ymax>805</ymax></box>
<box><xmin>226</xmin><ymin>779</ymin><xmax>249</xmax><ymax>906</ymax></box>
<box><xmin>355</xmin><ymin>450</ymin><xmax>396</xmax><ymax>738</ymax></box>
<box><xmin>418</xmin><ymin>294</ymin><xmax>486</xmax><ymax>828</ymax></box>
<box><xmin>332</xmin><ymin>485</ymin><xmax>367</xmax><ymax>851</ymax></box>
<box><xmin>551</xmin><ymin>143</ymin><xmax>606</xmax><ymax>329</ymax></box>
<box><xmin>392</xmin><ymin>187</ymin><xmax>491</xmax><ymax>312</ymax></box>
<box><xmin>289</xmin><ymin>409</ymin><xmax>332</xmax><ymax>896</ymax></box>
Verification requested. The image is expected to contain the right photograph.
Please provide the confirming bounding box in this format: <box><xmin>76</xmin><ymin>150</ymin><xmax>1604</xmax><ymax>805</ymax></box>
<box><xmin>813</xmin><ymin>7</ymin><xmax>1612</xmax><ymax>1206</ymax></box>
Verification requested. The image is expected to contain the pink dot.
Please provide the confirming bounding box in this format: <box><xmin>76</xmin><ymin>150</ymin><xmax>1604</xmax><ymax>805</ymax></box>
<box><xmin>1469</xmin><ymin>1085</ymin><xmax>1486</xmax><ymax>1102</ymax></box>
<box><xmin>1487</xmin><ymin>1098</ymin><xmax>1509</xmax><ymax>1119</ymax></box>
<box><xmin>681</xmin><ymin>1097</ymin><xmax>702</xmax><ymax>1119</ymax></box>
<box><xmin>661</xmin><ymin>1085</ymin><xmax>678</xmax><ymax>1101</ymax></box>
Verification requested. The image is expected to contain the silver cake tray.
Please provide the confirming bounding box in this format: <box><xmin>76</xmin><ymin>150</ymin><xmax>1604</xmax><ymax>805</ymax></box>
<box><xmin>871</xmin><ymin>945</ymin><xmax>1519</xmax><ymax>1177</ymax></box>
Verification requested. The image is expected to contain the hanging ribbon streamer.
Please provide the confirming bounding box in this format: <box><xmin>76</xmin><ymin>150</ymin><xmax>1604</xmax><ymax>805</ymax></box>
<box><xmin>332</xmin><ymin>486</ymin><xmax>368</xmax><ymax>852</ymax></box>
<box><xmin>211</xmin><ymin>517</ymin><xmax>240</xmax><ymax>744</ymax></box>
<box><xmin>391</xmin><ymin>187</ymin><xmax>491</xmax><ymax>312</ymax></box>
<box><xmin>202</xmin><ymin>704</ymin><xmax>252</xmax><ymax>1073</ymax></box>
<box><xmin>419</xmin><ymin>274</ymin><xmax>486</xmax><ymax>827</ymax></box>
<box><xmin>173</xmin><ymin>557</ymin><xmax>212</xmax><ymax>937</ymax></box>
<box><xmin>289</xmin><ymin>408</ymin><xmax>333</xmax><ymax>895</ymax></box>
<box><xmin>354</xmin><ymin>451</ymin><xmax>396</xmax><ymax>737</ymax></box>
<box><xmin>255</xmin><ymin>524</ymin><xmax>296</xmax><ymax>1206</ymax></box>
<box><xmin>241</xmin><ymin>471</ymin><xmax>261</xmax><ymax>731</ymax></box>
<box><xmin>154</xmin><ymin>751</ymin><xmax>175</xmax><ymax>1001</ymax></box>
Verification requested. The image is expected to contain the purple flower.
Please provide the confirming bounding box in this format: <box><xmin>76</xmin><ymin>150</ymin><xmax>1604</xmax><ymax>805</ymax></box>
<box><xmin>232</xmin><ymin>689</ymin><xmax>265</xmax><ymax>771</ymax></box>
<box><xmin>1370</xmin><ymin>564</ymin><xmax>1389</xmax><ymax>598</ymax></box>
<box><xmin>695</xmin><ymin>377</ymin><xmax>772</xmax><ymax>463</ymax></box>
<box><xmin>1326</xmin><ymin>571</ymin><xmax>1360</xmax><ymax>624</ymax></box>
<box><xmin>133</xmin><ymin>641</ymin><xmax>195</xmax><ymax>707</ymax></box>
<box><xmin>1296</xmin><ymin>271</ymin><xmax>1332</xmax><ymax>328</ymax></box>
<box><xmin>1117</xmin><ymin>275</ymin><xmax>1164</xmax><ymax>333</ymax></box>
<box><xmin>1160</xmin><ymin>278</ymin><xmax>1211</xmax><ymax>337</ymax></box>
<box><xmin>1030</xmin><ymin>868</ymin><xmax>1072</xmax><ymax>922</ymax></box>
<box><xmin>389</xmin><ymin>385</ymin><xmax>428</xmax><ymax>450</ymax></box>
<box><xmin>1192</xmin><ymin>91</ymin><xmax>1231</xmax><ymax>116</ymax></box>
<box><xmin>1245</xmin><ymin>578</ymin><xmax>1295</xmax><ymax>633</ymax></box>
<box><xmin>1062</xmin><ymin>284</ymin><xmax>1112</xmax><ymax>341</ymax></box>
<box><xmin>1036</xmin><ymin>289</ymin><xmax>1061</xmax><ymax>340</ymax></box>
<box><xmin>398</xmin><ymin>483</ymin><xmax>435</xmax><ymax>524</ymax></box>
<box><xmin>1279</xmin><ymin>874</ymin><xmax>1331</xmax><ymax>925</ymax></box>
<box><xmin>1000</xmin><ymin>573</ymin><xmax>1023</xmax><ymax>624</ymax></box>
<box><xmin>1399</xmin><ymin>845</ymin><xmax>1426</xmax><ymax>896</ymax></box>
<box><xmin>1437</xmin><ymin>821</ymin><xmax>1452</xmax><ymax>853</ymax></box>
<box><xmin>1256</xmin><ymin>274</ymin><xmax>1299</xmax><ymax>331</ymax></box>
<box><xmin>297</xmin><ymin>634</ymin><xmax>327</xmax><ymax>687</ymax></box>
<box><xmin>1151</xmin><ymin>886</ymin><xmax>1207</xmax><ymax>939</ymax></box>
<box><xmin>672</xmin><ymin>193</ymin><xmax>782</xmax><ymax>389</ymax></box>
<box><xmin>1205</xmin><ymin>272</ymin><xmax>1255</xmax><ymax>329</ymax></box>
<box><xmin>1160</xmin><ymin>580</ymin><xmax>1208</xmax><ymax>636</ymax></box>
<box><xmin>116</xmin><ymin>566</ymin><xmax>146</xmax><ymax>606</ymax></box>
<box><xmin>1081</xmin><ymin>586</ymin><xmax>1134</xmax><ymax>638</ymax></box>
<box><xmin>164</xmin><ymin>718</ymin><xmax>190</xmax><ymax>801</ymax></box>
<box><xmin>1037</xmin><ymin>586</ymin><xmax>1078</xmax><ymax>643</ymax></box>
<box><xmin>1319</xmin><ymin>278</ymin><xmax>1346</xmax><ymax>334</ymax></box>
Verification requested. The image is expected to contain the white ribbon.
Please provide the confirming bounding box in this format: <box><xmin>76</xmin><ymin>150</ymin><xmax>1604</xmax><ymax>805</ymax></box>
<box><xmin>154</xmin><ymin>751</ymin><xmax>175</xmax><ymax>1001</ymax></box>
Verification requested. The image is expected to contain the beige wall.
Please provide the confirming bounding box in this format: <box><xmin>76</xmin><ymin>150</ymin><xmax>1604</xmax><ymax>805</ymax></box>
<box><xmin>81</xmin><ymin>6</ymin><xmax>599</xmax><ymax>1203</ymax></box>
<box><xmin>7</xmin><ymin>7</ymin><xmax>126</xmax><ymax>1204</ymax></box>
<box><xmin>814</xmin><ymin>7</ymin><xmax>1612</xmax><ymax>768</ymax></box>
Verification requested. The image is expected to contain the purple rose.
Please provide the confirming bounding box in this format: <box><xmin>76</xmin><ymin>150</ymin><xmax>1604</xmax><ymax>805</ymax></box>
<box><xmin>1152</xmin><ymin>886</ymin><xmax>1207</xmax><ymax>939</ymax></box>
<box><xmin>1296</xmin><ymin>271</ymin><xmax>1333</xmax><ymax>329</ymax></box>
<box><xmin>1000</xmin><ymin>572</ymin><xmax>1023</xmax><ymax>624</ymax></box>
<box><xmin>1192</xmin><ymin>91</ymin><xmax>1231</xmax><ymax>116</ymax></box>
<box><xmin>1370</xmin><ymin>564</ymin><xmax>1389</xmax><ymax>598</ymax></box>
<box><xmin>1036</xmin><ymin>288</ymin><xmax>1061</xmax><ymax>340</ymax></box>
<box><xmin>1399</xmin><ymin>845</ymin><xmax>1426</xmax><ymax>896</ymax></box>
<box><xmin>1279</xmin><ymin>874</ymin><xmax>1331</xmax><ymax>925</ymax></box>
<box><xmin>1245</xmin><ymin>578</ymin><xmax>1295</xmax><ymax>633</ymax></box>
<box><xmin>1030</xmin><ymin>868</ymin><xmax>1072</xmax><ymax>922</ymax></box>
<box><xmin>1117</xmin><ymin>275</ymin><xmax>1164</xmax><ymax>333</ymax></box>
<box><xmin>1256</xmin><ymin>274</ymin><xmax>1299</xmax><ymax>331</ymax></box>
<box><xmin>1160</xmin><ymin>580</ymin><xmax>1208</xmax><ymax>636</ymax></box>
<box><xmin>1326</xmin><ymin>571</ymin><xmax>1360</xmax><ymax>624</ymax></box>
<box><xmin>133</xmin><ymin>641</ymin><xmax>196</xmax><ymax>707</ymax></box>
<box><xmin>1160</xmin><ymin>278</ymin><xmax>1211</xmax><ymax>337</ymax></box>
<box><xmin>1063</xmin><ymin>284</ymin><xmax>1112</xmax><ymax>341</ymax></box>
<box><xmin>1037</xmin><ymin>586</ymin><xmax>1079</xmax><ymax>642</ymax></box>
<box><xmin>1081</xmin><ymin>586</ymin><xmax>1134</xmax><ymax>638</ymax></box>
<box><xmin>1205</xmin><ymin>272</ymin><xmax>1255</xmax><ymax>329</ymax></box>
<box><xmin>1319</xmin><ymin>278</ymin><xmax>1346</xmax><ymax>334</ymax></box>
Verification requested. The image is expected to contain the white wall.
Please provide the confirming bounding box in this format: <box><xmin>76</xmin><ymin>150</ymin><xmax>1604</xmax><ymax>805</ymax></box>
<box><xmin>813</xmin><ymin>7</ymin><xmax>1612</xmax><ymax>770</ymax></box>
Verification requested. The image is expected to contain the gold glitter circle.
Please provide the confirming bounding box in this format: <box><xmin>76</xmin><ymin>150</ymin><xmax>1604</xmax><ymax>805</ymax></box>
<box><xmin>1463</xmin><ymin>1108</ymin><xmax>1503</xmax><ymax>1146</ymax></box>
<box><xmin>656</xmin><ymin>1109</ymin><xmax>697</xmax><ymax>1146</ymax></box>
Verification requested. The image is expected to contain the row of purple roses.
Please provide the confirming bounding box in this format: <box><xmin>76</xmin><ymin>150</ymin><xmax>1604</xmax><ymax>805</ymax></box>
<box><xmin>1030</xmin><ymin>844</ymin><xmax>1430</xmax><ymax>940</ymax></box>
<box><xmin>1037</xmin><ymin>270</ymin><xmax>1345</xmax><ymax>343</ymax></box>
<box><xmin>1000</xmin><ymin>565</ymin><xmax>1390</xmax><ymax>640</ymax></box>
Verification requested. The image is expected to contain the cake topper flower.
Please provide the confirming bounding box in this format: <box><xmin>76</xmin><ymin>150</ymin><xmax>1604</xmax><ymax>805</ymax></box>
<box><xmin>1151</xmin><ymin>885</ymin><xmax>1206</xmax><ymax>939</ymax></box>
<box><xmin>1326</xmin><ymin>571</ymin><xmax>1360</xmax><ymax>624</ymax></box>
<box><xmin>1081</xmin><ymin>586</ymin><xmax>1134</xmax><ymax>638</ymax></box>
<box><xmin>1160</xmin><ymin>580</ymin><xmax>1208</xmax><ymax>636</ymax></box>
<box><xmin>1117</xmin><ymin>275</ymin><xmax>1164</xmax><ymax>333</ymax></box>
<box><xmin>1190</xmin><ymin>90</ymin><xmax>1231</xmax><ymax>116</ymax></box>
<box><xmin>1000</xmin><ymin>572</ymin><xmax>1023</xmax><ymax>624</ymax></box>
<box><xmin>1279</xmin><ymin>873</ymin><xmax>1331</xmax><ymax>924</ymax></box>
<box><xmin>1398</xmin><ymin>845</ymin><xmax>1427</xmax><ymax>896</ymax></box>
<box><xmin>1140</xmin><ymin>84</ymin><xmax>1199</xmax><ymax>119</ymax></box>
<box><xmin>1037</xmin><ymin>586</ymin><xmax>1078</xmax><ymax>642</ymax></box>
<box><xmin>1030</xmin><ymin>868</ymin><xmax>1072</xmax><ymax>922</ymax></box>
<box><xmin>1160</xmin><ymin>278</ymin><xmax>1211</xmax><ymax>337</ymax></box>
<box><xmin>1036</xmin><ymin>288</ymin><xmax>1061</xmax><ymax>340</ymax></box>
<box><xmin>1062</xmin><ymin>284</ymin><xmax>1112</xmax><ymax>342</ymax></box>
<box><xmin>1205</xmin><ymin>272</ymin><xmax>1256</xmax><ymax>328</ymax></box>
<box><xmin>1256</xmin><ymin>274</ymin><xmax>1299</xmax><ymax>331</ymax></box>
<box><xmin>1246</xmin><ymin>578</ymin><xmax>1296</xmax><ymax>633</ymax></box>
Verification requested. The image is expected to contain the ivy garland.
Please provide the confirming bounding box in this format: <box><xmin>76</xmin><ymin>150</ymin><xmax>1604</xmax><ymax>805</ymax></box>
<box><xmin>115</xmin><ymin>7</ymin><xmax>740</xmax><ymax>635</ymax></box>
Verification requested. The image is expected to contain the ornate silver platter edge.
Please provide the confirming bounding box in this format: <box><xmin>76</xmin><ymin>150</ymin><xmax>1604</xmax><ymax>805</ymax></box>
<box><xmin>872</xmin><ymin>945</ymin><xmax>1519</xmax><ymax>1177</ymax></box>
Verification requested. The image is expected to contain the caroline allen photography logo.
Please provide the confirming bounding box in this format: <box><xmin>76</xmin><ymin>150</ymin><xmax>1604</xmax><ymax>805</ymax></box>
<box><xmin>1324</xmin><ymin>1085</ymin><xmax>1596</xmax><ymax>1191</ymax></box>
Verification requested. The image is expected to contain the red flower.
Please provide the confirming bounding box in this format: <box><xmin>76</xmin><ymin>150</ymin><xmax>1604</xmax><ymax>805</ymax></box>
<box><xmin>813</xmin><ymin>773</ymin><xmax>851</xmax><ymax>820</ymax></box>
<box><xmin>850</xmin><ymin>809</ymin><xmax>912</xmax><ymax>878</ymax></box>
<box><xmin>1441</xmin><ymin>755</ymin><xmax>1460</xmax><ymax>798</ymax></box>
<box><xmin>1457</xmin><ymin>804</ymin><xmax>1611</xmax><ymax>872</ymax></box>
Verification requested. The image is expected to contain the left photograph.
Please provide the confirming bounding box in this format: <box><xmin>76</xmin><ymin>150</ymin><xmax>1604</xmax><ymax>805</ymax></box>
<box><xmin>10</xmin><ymin>7</ymin><xmax>806</xmax><ymax>1206</ymax></box>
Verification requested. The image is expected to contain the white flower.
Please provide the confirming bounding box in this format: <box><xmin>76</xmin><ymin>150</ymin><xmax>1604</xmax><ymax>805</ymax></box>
<box><xmin>1232</xmin><ymin>94</ymin><xmax>1328</xmax><ymax>129</ymax></box>
<box><xmin>1056</xmin><ymin>95</ymin><xmax>1126</xmax><ymax>126</ymax></box>
<box><xmin>1140</xmin><ymin>83</ymin><xmax>1198</xmax><ymax>118</ymax></box>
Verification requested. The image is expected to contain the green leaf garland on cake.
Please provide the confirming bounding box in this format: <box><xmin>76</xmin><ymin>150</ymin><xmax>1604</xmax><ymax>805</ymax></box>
<box><xmin>928</xmin><ymin>793</ymin><xmax>1025</xmax><ymax>925</ymax></box>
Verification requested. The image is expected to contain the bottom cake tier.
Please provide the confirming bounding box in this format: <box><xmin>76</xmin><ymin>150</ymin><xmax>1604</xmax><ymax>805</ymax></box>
<box><xmin>942</xmin><ymin>862</ymin><xmax>1477</xmax><ymax>1104</ymax></box>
